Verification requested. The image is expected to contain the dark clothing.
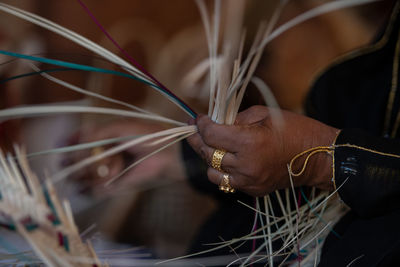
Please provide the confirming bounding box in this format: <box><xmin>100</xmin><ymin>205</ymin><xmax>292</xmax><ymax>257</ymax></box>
<box><xmin>184</xmin><ymin>2</ymin><xmax>400</xmax><ymax>266</ymax></box>
<box><xmin>306</xmin><ymin>3</ymin><xmax>400</xmax><ymax>266</ymax></box>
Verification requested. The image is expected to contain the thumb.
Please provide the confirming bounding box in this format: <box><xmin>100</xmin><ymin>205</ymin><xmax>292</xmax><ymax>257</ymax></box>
<box><xmin>235</xmin><ymin>105</ymin><xmax>271</xmax><ymax>125</ymax></box>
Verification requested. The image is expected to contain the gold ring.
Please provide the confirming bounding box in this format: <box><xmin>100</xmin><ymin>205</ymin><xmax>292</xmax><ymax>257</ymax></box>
<box><xmin>211</xmin><ymin>149</ymin><xmax>226</xmax><ymax>171</ymax></box>
<box><xmin>219</xmin><ymin>173</ymin><xmax>235</xmax><ymax>193</ymax></box>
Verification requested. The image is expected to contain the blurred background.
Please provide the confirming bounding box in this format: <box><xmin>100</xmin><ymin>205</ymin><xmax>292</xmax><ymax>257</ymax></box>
<box><xmin>0</xmin><ymin>0</ymin><xmax>395</xmax><ymax>262</ymax></box>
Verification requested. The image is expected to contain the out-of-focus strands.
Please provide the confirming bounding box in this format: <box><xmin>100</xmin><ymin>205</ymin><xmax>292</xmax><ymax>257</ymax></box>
<box><xmin>0</xmin><ymin>147</ymin><xmax>106</xmax><ymax>266</ymax></box>
<box><xmin>0</xmin><ymin>65</ymin><xmax>155</xmax><ymax>115</ymax></box>
<box><xmin>0</xmin><ymin>2</ymin><xmax>196</xmax><ymax>118</ymax></box>
<box><xmin>0</xmin><ymin>49</ymin><xmax>196</xmax><ymax>118</ymax></box>
<box><xmin>0</xmin><ymin>68</ymin><xmax>72</xmax><ymax>84</ymax></box>
<box><xmin>75</xmin><ymin>0</ymin><xmax>195</xmax><ymax>118</ymax></box>
<box><xmin>0</xmin><ymin>105</ymin><xmax>186</xmax><ymax>126</ymax></box>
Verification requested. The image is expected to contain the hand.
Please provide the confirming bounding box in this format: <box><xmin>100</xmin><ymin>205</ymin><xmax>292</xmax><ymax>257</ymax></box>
<box><xmin>75</xmin><ymin>120</ymin><xmax>186</xmax><ymax>195</ymax></box>
<box><xmin>187</xmin><ymin>105</ymin><xmax>338</xmax><ymax>196</ymax></box>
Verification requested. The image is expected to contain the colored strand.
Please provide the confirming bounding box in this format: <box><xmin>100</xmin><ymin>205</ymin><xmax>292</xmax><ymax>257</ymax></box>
<box><xmin>75</xmin><ymin>0</ymin><xmax>196</xmax><ymax>117</ymax></box>
<box><xmin>0</xmin><ymin>105</ymin><xmax>185</xmax><ymax>126</ymax></box>
<box><xmin>0</xmin><ymin>49</ymin><xmax>196</xmax><ymax>118</ymax></box>
<box><xmin>29</xmin><ymin>64</ymin><xmax>154</xmax><ymax>115</ymax></box>
<box><xmin>0</xmin><ymin>52</ymin><xmax>108</xmax><ymax>68</ymax></box>
<box><xmin>0</xmin><ymin>68</ymin><xmax>71</xmax><ymax>84</ymax></box>
<box><xmin>0</xmin><ymin>3</ymin><xmax>196</xmax><ymax>117</ymax></box>
<box><xmin>300</xmin><ymin>188</ymin><xmax>341</xmax><ymax>239</ymax></box>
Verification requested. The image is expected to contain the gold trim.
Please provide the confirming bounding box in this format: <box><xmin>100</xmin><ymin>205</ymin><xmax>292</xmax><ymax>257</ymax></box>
<box><xmin>308</xmin><ymin>2</ymin><xmax>400</xmax><ymax>97</ymax></box>
<box><xmin>386</xmin><ymin>31</ymin><xmax>400</xmax><ymax>137</ymax></box>
<box><xmin>334</xmin><ymin>143</ymin><xmax>400</xmax><ymax>159</ymax></box>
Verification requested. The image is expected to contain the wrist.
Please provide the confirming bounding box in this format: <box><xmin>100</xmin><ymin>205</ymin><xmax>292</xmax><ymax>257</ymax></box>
<box><xmin>288</xmin><ymin>124</ymin><xmax>339</xmax><ymax>190</ymax></box>
<box><xmin>307</xmin><ymin>126</ymin><xmax>340</xmax><ymax>190</ymax></box>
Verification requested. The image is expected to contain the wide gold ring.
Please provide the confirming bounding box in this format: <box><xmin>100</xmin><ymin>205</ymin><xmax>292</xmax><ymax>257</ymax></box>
<box><xmin>219</xmin><ymin>173</ymin><xmax>235</xmax><ymax>193</ymax></box>
<box><xmin>211</xmin><ymin>149</ymin><xmax>226</xmax><ymax>171</ymax></box>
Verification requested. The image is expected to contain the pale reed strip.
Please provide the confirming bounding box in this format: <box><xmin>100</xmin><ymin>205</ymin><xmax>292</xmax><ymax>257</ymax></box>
<box><xmin>251</xmin><ymin>77</ymin><xmax>284</xmax><ymax>128</ymax></box>
<box><xmin>0</xmin><ymin>105</ymin><xmax>185</xmax><ymax>126</ymax></box>
<box><xmin>106</xmin><ymin>132</ymin><xmax>195</xmax><ymax>186</ymax></box>
<box><xmin>195</xmin><ymin>0</ymin><xmax>216</xmax><ymax>116</ymax></box>
<box><xmin>53</xmin><ymin>126</ymin><xmax>196</xmax><ymax>183</ymax></box>
<box><xmin>16</xmin><ymin>223</ymin><xmax>59</xmax><ymax>267</ymax></box>
<box><xmin>30</xmin><ymin>64</ymin><xmax>154</xmax><ymax>115</ymax></box>
<box><xmin>0</xmin><ymin>3</ymin><xmax>153</xmax><ymax>84</ymax></box>
<box><xmin>265</xmin><ymin>196</ymin><xmax>274</xmax><ymax>267</ymax></box>
<box><xmin>0</xmin><ymin>3</ymin><xmax>197</xmax><ymax>117</ymax></box>
<box><xmin>14</xmin><ymin>146</ymin><xmax>45</xmax><ymax>204</ymax></box>
<box><xmin>6</xmin><ymin>155</ymin><xmax>27</xmax><ymax>194</ymax></box>
<box><xmin>258</xmin><ymin>0</ymin><xmax>380</xmax><ymax>55</ymax></box>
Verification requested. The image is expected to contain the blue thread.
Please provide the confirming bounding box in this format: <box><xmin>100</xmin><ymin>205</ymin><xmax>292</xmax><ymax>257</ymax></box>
<box><xmin>63</xmin><ymin>235</ymin><xmax>70</xmax><ymax>252</ymax></box>
<box><xmin>42</xmin><ymin>185</ymin><xmax>61</xmax><ymax>226</ymax></box>
<box><xmin>300</xmin><ymin>188</ymin><xmax>341</xmax><ymax>239</ymax></box>
<box><xmin>0</xmin><ymin>49</ymin><xmax>196</xmax><ymax>118</ymax></box>
<box><xmin>0</xmin><ymin>68</ymin><xmax>72</xmax><ymax>85</ymax></box>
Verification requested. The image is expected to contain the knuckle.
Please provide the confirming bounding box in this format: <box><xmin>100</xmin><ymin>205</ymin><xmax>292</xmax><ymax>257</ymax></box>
<box><xmin>202</xmin><ymin>127</ymin><xmax>214</xmax><ymax>143</ymax></box>
<box><xmin>233</xmin><ymin>173</ymin><xmax>249</xmax><ymax>188</ymax></box>
<box><xmin>200</xmin><ymin>147</ymin><xmax>209</xmax><ymax>162</ymax></box>
<box><xmin>233</xmin><ymin>177</ymin><xmax>245</xmax><ymax>189</ymax></box>
<box><xmin>187</xmin><ymin>134</ymin><xmax>200</xmax><ymax>148</ymax></box>
<box><xmin>241</xmin><ymin>165</ymin><xmax>258</xmax><ymax>179</ymax></box>
<box><xmin>197</xmin><ymin>115</ymin><xmax>210</xmax><ymax>129</ymax></box>
<box><xmin>206</xmin><ymin>168</ymin><xmax>217</xmax><ymax>184</ymax></box>
<box><xmin>240</xmin><ymin>137</ymin><xmax>253</xmax><ymax>148</ymax></box>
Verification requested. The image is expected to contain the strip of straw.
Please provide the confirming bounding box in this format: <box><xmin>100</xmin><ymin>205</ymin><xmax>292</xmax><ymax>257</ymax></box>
<box><xmin>75</xmin><ymin>0</ymin><xmax>183</xmax><ymax>109</ymax></box>
<box><xmin>0</xmin><ymin>3</ymin><xmax>196</xmax><ymax>117</ymax></box>
<box><xmin>105</xmin><ymin>132</ymin><xmax>194</xmax><ymax>186</ymax></box>
<box><xmin>26</xmin><ymin>135</ymin><xmax>139</xmax><ymax>158</ymax></box>
<box><xmin>0</xmin><ymin>49</ymin><xmax>196</xmax><ymax>118</ymax></box>
<box><xmin>0</xmin><ymin>105</ymin><xmax>185</xmax><ymax>126</ymax></box>
<box><xmin>29</xmin><ymin>64</ymin><xmax>154</xmax><ymax>115</ymax></box>
<box><xmin>258</xmin><ymin>0</ymin><xmax>381</xmax><ymax>53</ymax></box>
<box><xmin>52</xmin><ymin>126</ymin><xmax>196</xmax><ymax>183</ymax></box>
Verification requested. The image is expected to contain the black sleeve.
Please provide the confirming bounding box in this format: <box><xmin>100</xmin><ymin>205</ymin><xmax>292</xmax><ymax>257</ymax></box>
<box><xmin>334</xmin><ymin>128</ymin><xmax>400</xmax><ymax>218</ymax></box>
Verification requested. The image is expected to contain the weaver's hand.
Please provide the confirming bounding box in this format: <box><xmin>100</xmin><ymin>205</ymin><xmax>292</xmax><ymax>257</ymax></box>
<box><xmin>187</xmin><ymin>105</ymin><xmax>338</xmax><ymax>196</ymax></box>
<box><xmin>76</xmin><ymin>121</ymin><xmax>185</xmax><ymax>195</ymax></box>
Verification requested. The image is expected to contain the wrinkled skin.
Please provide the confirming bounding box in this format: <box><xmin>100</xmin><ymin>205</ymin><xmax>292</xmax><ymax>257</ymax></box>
<box><xmin>187</xmin><ymin>105</ymin><xmax>338</xmax><ymax>196</ymax></box>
